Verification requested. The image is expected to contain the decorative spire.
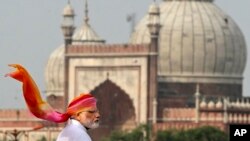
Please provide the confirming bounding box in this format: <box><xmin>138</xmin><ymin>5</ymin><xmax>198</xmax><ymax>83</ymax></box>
<box><xmin>195</xmin><ymin>83</ymin><xmax>200</xmax><ymax>123</ymax></box>
<box><xmin>84</xmin><ymin>0</ymin><xmax>89</xmax><ymax>24</ymax></box>
<box><xmin>195</xmin><ymin>83</ymin><xmax>200</xmax><ymax>97</ymax></box>
<box><xmin>72</xmin><ymin>0</ymin><xmax>105</xmax><ymax>44</ymax></box>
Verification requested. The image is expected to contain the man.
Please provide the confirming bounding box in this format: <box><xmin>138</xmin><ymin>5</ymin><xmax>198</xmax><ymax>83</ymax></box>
<box><xmin>5</xmin><ymin>64</ymin><xmax>100</xmax><ymax>141</ymax></box>
<box><xmin>56</xmin><ymin>93</ymin><xmax>100</xmax><ymax>141</ymax></box>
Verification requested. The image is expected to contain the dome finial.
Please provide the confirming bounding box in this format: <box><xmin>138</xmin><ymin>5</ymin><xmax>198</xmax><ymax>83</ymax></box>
<box><xmin>67</xmin><ymin>0</ymin><xmax>70</xmax><ymax>4</ymax></box>
<box><xmin>84</xmin><ymin>0</ymin><xmax>89</xmax><ymax>24</ymax></box>
<box><xmin>72</xmin><ymin>0</ymin><xmax>105</xmax><ymax>45</ymax></box>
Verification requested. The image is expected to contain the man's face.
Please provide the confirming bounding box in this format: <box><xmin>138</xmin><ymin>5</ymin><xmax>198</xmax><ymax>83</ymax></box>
<box><xmin>76</xmin><ymin>107</ymin><xmax>100</xmax><ymax>129</ymax></box>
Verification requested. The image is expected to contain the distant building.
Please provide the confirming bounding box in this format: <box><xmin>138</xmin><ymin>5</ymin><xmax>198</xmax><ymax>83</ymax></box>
<box><xmin>1</xmin><ymin>0</ymin><xmax>249</xmax><ymax>141</ymax></box>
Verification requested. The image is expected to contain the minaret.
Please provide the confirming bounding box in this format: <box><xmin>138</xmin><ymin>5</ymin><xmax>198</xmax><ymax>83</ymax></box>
<box><xmin>147</xmin><ymin>1</ymin><xmax>161</xmax><ymax>124</ymax></box>
<box><xmin>61</xmin><ymin>0</ymin><xmax>75</xmax><ymax>46</ymax></box>
<box><xmin>61</xmin><ymin>0</ymin><xmax>75</xmax><ymax>109</ymax></box>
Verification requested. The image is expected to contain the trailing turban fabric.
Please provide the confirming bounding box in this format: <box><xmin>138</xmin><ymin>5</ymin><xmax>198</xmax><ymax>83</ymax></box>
<box><xmin>5</xmin><ymin>64</ymin><xmax>96</xmax><ymax>123</ymax></box>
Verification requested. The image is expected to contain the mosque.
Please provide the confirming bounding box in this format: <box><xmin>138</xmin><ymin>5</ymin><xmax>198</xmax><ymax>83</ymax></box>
<box><xmin>1</xmin><ymin>0</ymin><xmax>250</xmax><ymax>141</ymax></box>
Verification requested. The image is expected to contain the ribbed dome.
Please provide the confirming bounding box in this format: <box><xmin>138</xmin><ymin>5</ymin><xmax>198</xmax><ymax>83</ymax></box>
<box><xmin>72</xmin><ymin>22</ymin><xmax>105</xmax><ymax>45</ymax></box>
<box><xmin>45</xmin><ymin>45</ymin><xmax>64</xmax><ymax>96</ymax></box>
<box><xmin>72</xmin><ymin>0</ymin><xmax>105</xmax><ymax>45</ymax></box>
<box><xmin>130</xmin><ymin>1</ymin><xmax>247</xmax><ymax>84</ymax></box>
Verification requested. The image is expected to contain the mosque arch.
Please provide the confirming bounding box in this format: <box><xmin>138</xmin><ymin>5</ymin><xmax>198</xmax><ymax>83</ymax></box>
<box><xmin>90</xmin><ymin>79</ymin><xmax>135</xmax><ymax>127</ymax></box>
<box><xmin>89</xmin><ymin>79</ymin><xmax>136</xmax><ymax>141</ymax></box>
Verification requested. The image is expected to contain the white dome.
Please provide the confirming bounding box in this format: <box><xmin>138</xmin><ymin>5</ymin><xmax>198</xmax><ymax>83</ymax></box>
<box><xmin>215</xmin><ymin>99</ymin><xmax>223</xmax><ymax>109</ymax></box>
<box><xmin>45</xmin><ymin>45</ymin><xmax>64</xmax><ymax>96</ymax></box>
<box><xmin>208</xmin><ymin>100</ymin><xmax>215</xmax><ymax>109</ymax></box>
<box><xmin>72</xmin><ymin>0</ymin><xmax>105</xmax><ymax>45</ymax></box>
<box><xmin>72</xmin><ymin>22</ymin><xmax>105</xmax><ymax>45</ymax></box>
<box><xmin>130</xmin><ymin>0</ymin><xmax>247</xmax><ymax>84</ymax></box>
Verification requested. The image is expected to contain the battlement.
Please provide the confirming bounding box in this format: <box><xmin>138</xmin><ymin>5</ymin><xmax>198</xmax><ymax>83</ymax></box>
<box><xmin>162</xmin><ymin>108</ymin><xmax>195</xmax><ymax>121</ymax></box>
<box><xmin>0</xmin><ymin>109</ymin><xmax>37</xmax><ymax>121</ymax></box>
<box><xmin>66</xmin><ymin>44</ymin><xmax>150</xmax><ymax>55</ymax></box>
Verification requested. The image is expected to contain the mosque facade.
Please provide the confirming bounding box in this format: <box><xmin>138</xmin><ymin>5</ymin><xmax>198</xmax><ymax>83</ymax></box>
<box><xmin>0</xmin><ymin>0</ymin><xmax>250</xmax><ymax>141</ymax></box>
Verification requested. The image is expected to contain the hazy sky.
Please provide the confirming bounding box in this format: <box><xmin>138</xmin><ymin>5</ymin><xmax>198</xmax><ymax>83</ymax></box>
<box><xmin>0</xmin><ymin>0</ymin><xmax>249</xmax><ymax>109</ymax></box>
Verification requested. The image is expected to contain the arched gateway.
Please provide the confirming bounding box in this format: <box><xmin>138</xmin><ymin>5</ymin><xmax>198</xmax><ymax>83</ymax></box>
<box><xmin>89</xmin><ymin>79</ymin><xmax>136</xmax><ymax>141</ymax></box>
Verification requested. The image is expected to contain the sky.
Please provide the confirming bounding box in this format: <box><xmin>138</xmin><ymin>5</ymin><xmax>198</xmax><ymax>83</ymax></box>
<box><xmin>0</xmin><ymin>0</ymin><xmax>249</xmax><ymax>109</ymax></box>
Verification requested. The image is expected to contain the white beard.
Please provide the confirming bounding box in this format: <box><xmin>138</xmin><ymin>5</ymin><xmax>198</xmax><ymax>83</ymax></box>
<box><xmin>84</xmin><ymin>120</ymin><xmax>99</xmax><ymax>129</ymax></box>
<box><xmin>89</xmin><ymin>122</ymin><xmax>99</xmax><ymax>129</ymax></box>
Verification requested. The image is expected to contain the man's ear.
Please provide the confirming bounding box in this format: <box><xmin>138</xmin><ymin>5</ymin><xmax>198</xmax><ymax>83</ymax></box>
<box><xmin>71</xmin><ymin>114</ymin><xmax>78</xmax><ymax>120</ymax></box>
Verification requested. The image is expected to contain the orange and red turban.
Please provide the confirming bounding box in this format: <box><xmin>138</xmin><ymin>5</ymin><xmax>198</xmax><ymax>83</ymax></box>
<box><xmin>66</xmin><ymin>93</ymin><xmax>97</xmax><ymax>116</ymax></box>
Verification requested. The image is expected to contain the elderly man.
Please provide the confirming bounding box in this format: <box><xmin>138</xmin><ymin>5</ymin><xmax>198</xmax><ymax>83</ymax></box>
<box><xmin>5</xmin><ymin>64</ymin><xmax>100</xmax><ymax>141</ymax></box>
<box><xmin>56</xmin><ymin>93</ymin><xmax>100</xmax><ymax>141</ymax></box>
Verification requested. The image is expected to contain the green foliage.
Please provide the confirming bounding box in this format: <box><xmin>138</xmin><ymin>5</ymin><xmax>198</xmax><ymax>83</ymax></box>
<box><xmin>102</xmin><ymin>124</ymin><xmax>150</xmax><ymax>141</ymax></box>
<box><xmin>103</xmin><ymin>125</ymin><xmax>229</xmax><ymax>141</ymax></box>
<box><xmin>37</xmin><ymin>136</ymin><xmax>47</xmax><ymax>141</ymax></box>
<box><xmin>156</xmin><ymin>126</ymin><xmax>229</xmax><ymax>141</ymax></box>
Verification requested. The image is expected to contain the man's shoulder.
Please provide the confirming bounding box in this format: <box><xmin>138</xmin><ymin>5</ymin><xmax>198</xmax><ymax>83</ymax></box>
<box><xmin>56</xmin><ymin>125</ymin><xmax>91</xmax><ymax>141</ymax></box>
<box><xmin>56</xmin><ymin>134</ymin><xmax>92</xmax><ymax>141</ymax></box>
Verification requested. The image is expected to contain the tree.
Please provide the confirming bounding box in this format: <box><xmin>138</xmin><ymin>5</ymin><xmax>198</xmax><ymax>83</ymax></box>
<box><xmin>37</xmin><ymin>136</ymin><xmax>47</xmax><ymax>141</ymax></box>
<box><xmin>103</xmin><ymin>125</ymin><xmax>229</xmax><ymax>141</ymax></box>
<box><xmin>156</xmin><ymin>126</ymin><xmax>229</xmax><ymax>141</ymax></box>
<box><xmin>102</xmin><ymin>124</ymin><xmax>149</xmax><ymax>141</ymax></box>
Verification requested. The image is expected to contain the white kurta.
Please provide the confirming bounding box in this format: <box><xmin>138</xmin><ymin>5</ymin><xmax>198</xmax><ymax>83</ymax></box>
<box><xmin>56</xmin><ymin>119</ymin><xmax>92</xmax><ymax>141</ymax></box>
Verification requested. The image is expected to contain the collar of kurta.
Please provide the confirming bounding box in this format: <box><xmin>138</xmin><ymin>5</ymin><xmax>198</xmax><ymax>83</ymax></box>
<box><xmin>68</xmin><ymin>119</ymin><xmax>88</xmax><ymax>132</ymax></box>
